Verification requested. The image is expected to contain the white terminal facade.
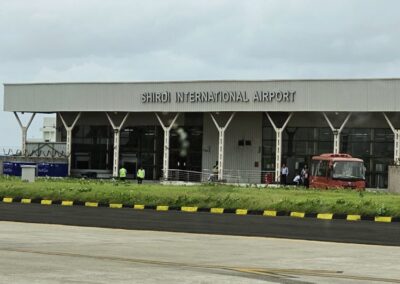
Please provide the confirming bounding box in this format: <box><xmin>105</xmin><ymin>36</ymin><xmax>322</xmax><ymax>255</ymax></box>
<box><xmin>4</xmin><ymin>79</ymin><xmax>400</xmax><ymax>187</ymax></box>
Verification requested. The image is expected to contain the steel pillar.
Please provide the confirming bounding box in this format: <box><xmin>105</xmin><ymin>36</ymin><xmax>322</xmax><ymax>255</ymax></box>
<box><xmin>265</xmin><ymin>112</ymin><xmax>293</xmax><ymax>183</ymax></box>
<box><xmin>113</xmin><ymin>130</ymin><xmax>120</xmax><ymax>176</ymax></box>
<box><xmin>210</xmin><ymin>112</ymin><xmax>235</xmax><ymax>181</ymax></box>
<box><xmin>14</xmin><ymin>112</ymin><xmax>36</xmax><ymax>156</ymax></box>
<box><xmin>59</xmin><ymin>112</ymin><xmax>81</xmax><ymax>176</ymax></box>
<box><xmin>106</xmin><ymin>112</ymin><xmax>130</xmax><ymax>177</ymax></box>
<box><xmin>395</xmin><ymin>130</ymin><xmax>400</xmax><ymax>165</ymax></box>
<box><xmin>156</xmin><ymin>113</ymin><xmax>179</xmax><ymax>180</ymax></box>
<box><xmin>163</xmin><ymin>128</ymin><xmax>171</xmax><ymax>179</ymax></box>
<box><xmin>383</xmin><ymin>113</ymin><xmax>400</xmax><ymax>165</ymax></box>
<box><xmin>323</xmin><ymin>113</ymin><xmax>352</xmax><ymax>154</ymax></box>
<box><xmin>65</xmin><ymin>127</ymin><xmax>72</xmax><ymax>171</ymax></box>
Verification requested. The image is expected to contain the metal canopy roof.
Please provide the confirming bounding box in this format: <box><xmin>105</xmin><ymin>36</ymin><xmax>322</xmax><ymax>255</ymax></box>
<box><xmin>4</xmin><ymin>78</ymin><xmax>400</xmax><ymax>113</ymax></box>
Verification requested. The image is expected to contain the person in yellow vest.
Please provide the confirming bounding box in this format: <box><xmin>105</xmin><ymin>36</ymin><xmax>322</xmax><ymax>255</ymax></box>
<box><xmin>137</xmin><ymin>166</ymin><xmax>145</xmax><ymax>184</ymax></box>
<box><xmin>119</xmin><ymin>166</ymin><xmax>127</xmax><ymax>181</ymax></box>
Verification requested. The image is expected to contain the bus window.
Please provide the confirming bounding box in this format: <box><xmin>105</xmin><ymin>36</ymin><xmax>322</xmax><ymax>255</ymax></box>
<box><xmin>311</xmin><ymin>161</ymin><xmax>319</xmax><ymax>176</ymax></box>
<box><xmin>317</xmin><ymin>161</ymin><xmax>328</xmax><ymax>177</ymax></box>
<box><xmin>332</xmin><ymin>161</ymin><xmax>365</xmax><ymax>180</ymax></box>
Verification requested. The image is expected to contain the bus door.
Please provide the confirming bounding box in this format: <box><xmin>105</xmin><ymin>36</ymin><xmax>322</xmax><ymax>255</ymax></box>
<box><xmin>311</xmin><ymin>160</ymin><xmax>329</xmax><ymax>188</ymax></box>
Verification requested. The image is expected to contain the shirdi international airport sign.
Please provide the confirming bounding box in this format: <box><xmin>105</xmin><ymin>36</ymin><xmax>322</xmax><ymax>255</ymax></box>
<box><xmin>141</xmin><ymin>90</ymin><xmax>296</xmax><ymax>104</ymax></box>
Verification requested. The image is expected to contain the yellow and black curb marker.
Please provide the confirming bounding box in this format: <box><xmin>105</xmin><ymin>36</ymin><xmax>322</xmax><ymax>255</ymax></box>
<box><xmin>1</xmin><ymin>196</ymin><xmax>398</xmax><ymax>223</ymax></box>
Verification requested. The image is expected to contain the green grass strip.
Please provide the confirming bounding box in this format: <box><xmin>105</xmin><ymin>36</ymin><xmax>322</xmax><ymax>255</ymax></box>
<box><xmin>0</xmin><ymin>176</ymin><xmax>400</xmax><ymax>217</ymax></box>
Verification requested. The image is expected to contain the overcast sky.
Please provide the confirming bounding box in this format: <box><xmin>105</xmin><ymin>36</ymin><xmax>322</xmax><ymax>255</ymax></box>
<box><xmin>1</xmin><ymin>0</ymin><xmax>400</xmax><ymax>148</ymax></box>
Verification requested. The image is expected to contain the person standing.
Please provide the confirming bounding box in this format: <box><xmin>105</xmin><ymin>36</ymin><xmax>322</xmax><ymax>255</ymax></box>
<box><xmin>119</xmin><ymin>166</ymin><xmax>127</xmax><ymax>182</ymax></box>
<box><xmin>301</xmin><ymin>165</ymin><xmax>309</xmax><ymax>188</ymax></box>
<box><xmin>136</xmin><ymin>166</ymin><xmax>145</xmax><ymax>184</ymax></box>
<box><xmin>281</xmin><ymin>163</ymin><xmax>289</xmax><ymax>185</ymax></box>
<box><xmin>208</xmin><ymin>161</ymin><xmax>219</xmax><ymax>182</ymax></box>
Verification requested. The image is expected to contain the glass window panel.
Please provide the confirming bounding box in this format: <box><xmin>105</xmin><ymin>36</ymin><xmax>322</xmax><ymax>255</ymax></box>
<box><xmin>293</xmin><ymin>128</ymin><xmax>314</xmax><ymax>140</ymax></box>
<box><xmin>294</xmin><ymin>141</ymin><xmax>307</xmax><ymax>155</ymax></box>
<box><xmin>316</xmin><ymin>161</ymin><xmax>328</xmax><ymax>177</ymax></box>
<box><xmin>73</xmin><ymin>125</ymin><xmax>84</xmax><ymax>138</ymax></box>
<box><xmin>141</xmin><ymin>136</ymin><xmax>155</xmax><ymax>152</ymax></box>
<box><xmin>348</xmin><ymin>129</ymin><xmax>370</xmax><ymax>142</ymax></box>
<box><xmin>349</xmin><ymin>142</ymin><xmax>370</xmax><ymax>157</ymax></box>
<box><xmin>262</xmin><ymin>127</ymin><xmax>275</xmax><ymax>140</ymax></box>
<box><xmin>318</xmin><ymin>142</ymin><xmax>332</xmax><ymax>154</ymax></box>
<box><xmin>262</xmin><ymin>156</ymin><xmax>275</xmax><ymax>171</ymax></box>
<box><xmin>305</xmin><ymin>141</ymin><xmax>316</xmax><ymax>155</ymax></box>
<box><xmin>374</xmin><ymin>129</ymin><xmax>394</xmax><ymax>142</ymax></box>
<box><xmin>140</xmin><ymin>152</ymin><xmax>155</xmax><ymax>166</ymax></box>
<box><xmin>319</xmin><ymin>128</ymin><xmax>333</xmax><ymax>141</ymax></box>
<box><xmin>73</xmin><ymin>137</ymin><xmax>84</xmax><ymax>144</ymax></box>
<box><xmin>374</xmin><ymin>143</ymin><xmax>393</xmax><ymax>157</ymax></box>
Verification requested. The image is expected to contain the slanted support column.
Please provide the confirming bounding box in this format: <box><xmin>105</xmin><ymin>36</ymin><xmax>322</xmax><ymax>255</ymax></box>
<box><xmin>323</xmin><ymin>113</ymin><xmax>352</xmax><ymax>154</ymax></box>
<box><xmin>14</xmin><ymin>112</ymin><xmax>36</xmax><ymax>156</ymax></box>
<box><xmin>265</xmin><ymin>112</ymin><xmax>293</xmax><ymax>183</ymax></box>
<box><xmin>383</xmin><ymin>113</ymin><xmax>400</xmax><ymax>165</ymax></box>
<box><xmin>155</xmin><ymin>113</ymin><xmax>179</xmax><ymax>180</ymax></box>
<box><xmin>59</xmin><ymin>112</ymin><xmax>81</xmax><ymax>176</ymax></box>
<box><xmin>106</xmin><ymin>112</ymin><xmax>130</xmax><ymax>177</ymax></box>
<box><xmin>210</xmin><ymin>112</ymin><xmax>235</xmax><ymax>181</ymax></box>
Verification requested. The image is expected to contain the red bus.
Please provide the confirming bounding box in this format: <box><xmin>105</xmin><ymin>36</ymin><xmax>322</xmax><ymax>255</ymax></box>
<box><xmin>310</xmin><ymin>153</ymin><xmax>366</xmax><ymax>190</ymax></box>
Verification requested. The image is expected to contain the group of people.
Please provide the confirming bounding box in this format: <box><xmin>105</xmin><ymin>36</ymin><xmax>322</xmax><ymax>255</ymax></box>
<box><xmin>280</xmin><ymin>163</ymin><xmax>309</xmax><ymax>187</ymax></box>
<box><xmin>118</xmin><ymin>166</ymin><xmax>145</xmax><ymax>184</ymax></box>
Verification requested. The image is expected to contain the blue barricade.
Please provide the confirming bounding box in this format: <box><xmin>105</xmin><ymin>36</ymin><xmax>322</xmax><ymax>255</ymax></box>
<box><xmin>2</xmin><ymin>162</ymin><xmax>36</xmax><ymax>176</ymax></box>
<box><xmin>38</xmin><ymin>163</ymin><xmax>68</xmax><ymax>177</ymax></box>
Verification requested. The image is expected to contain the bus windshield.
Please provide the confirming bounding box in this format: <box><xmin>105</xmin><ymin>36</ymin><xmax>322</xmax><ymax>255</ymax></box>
<box><xmin>332</xmin><ymin>161</ymin><xmax>365</xmax><ymax>180</ymax></box>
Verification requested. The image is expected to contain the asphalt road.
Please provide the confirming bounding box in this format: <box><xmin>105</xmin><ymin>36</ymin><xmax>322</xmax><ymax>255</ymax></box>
<box><xmin>0</xmin><ymin>203</ymin><xmax>399</xmax><ymax>246</ymax></box>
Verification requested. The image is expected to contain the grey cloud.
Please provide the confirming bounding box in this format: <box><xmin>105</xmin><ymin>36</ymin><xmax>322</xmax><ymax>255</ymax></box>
<box><xmin>0</xmin><ymin>0</ymin><xmax>233</xmax><ymax>61</ymax></box>
<box><xmin>1</xmin><ymin>0</ymin><xmax>400</xmax><ymax>147</ymax></box>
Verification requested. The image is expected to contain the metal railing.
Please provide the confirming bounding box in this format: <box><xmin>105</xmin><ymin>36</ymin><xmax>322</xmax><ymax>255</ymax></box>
<box><xmin>163</xmin><ymin>169</ymin><xmax>275</xmax><ymax>184</ymax></box>
<box><xmin>163</xmin><ymin>169</ymin><xmax>207</xmax><ymax>182</ymax></box>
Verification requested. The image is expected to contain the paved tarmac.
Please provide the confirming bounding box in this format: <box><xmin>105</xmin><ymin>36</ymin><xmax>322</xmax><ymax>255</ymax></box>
<box><xmin>0</xmin><ymin>221</ymin><xmax>399</xmax><ymax>284</ymax></box>
<box><xmin>0</xmin><ymin>203</ymin><xmax>399</xmax><ymax>246</ymax></box>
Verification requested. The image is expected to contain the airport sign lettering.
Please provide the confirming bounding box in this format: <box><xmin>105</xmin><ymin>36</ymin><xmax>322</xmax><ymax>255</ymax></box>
<box><xmin>141</xmin><ymin>90</ymin><xmax>296</xmax><ymax>104</ymax></box>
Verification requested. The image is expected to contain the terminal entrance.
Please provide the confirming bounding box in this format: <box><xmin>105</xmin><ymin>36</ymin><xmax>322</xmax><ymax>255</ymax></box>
<box><xmin>119</xmin><ymin>126</ymin><xmax>161</xmax><ymax>180</ymax></box>
<box><xmin>120</xmin><ymin>154</ymin><xmax>137</xmax><ymax>179</ymax></box>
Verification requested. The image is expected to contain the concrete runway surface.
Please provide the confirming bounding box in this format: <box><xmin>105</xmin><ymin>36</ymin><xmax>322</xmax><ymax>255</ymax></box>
<box><xmin>0</xmin><ymin>221</ymin><xmax>399</xmax><ymax>284</ymax></box>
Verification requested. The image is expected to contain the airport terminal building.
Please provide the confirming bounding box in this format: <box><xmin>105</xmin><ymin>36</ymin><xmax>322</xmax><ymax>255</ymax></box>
<box><xmin>4</xmin><ymin>79</ymin><xmax>400</xmax><ymax>187</ymax></box>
